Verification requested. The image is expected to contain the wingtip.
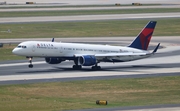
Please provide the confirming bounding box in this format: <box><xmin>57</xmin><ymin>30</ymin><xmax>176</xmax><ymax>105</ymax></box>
<box><xmin>52</xmin><ymin>38</ymin><xmax>54</xmax><ymax>42</ymax></box>
<box><xmin>153</xmin><ymin>43</ymin><xmax>160</xmax><ymax>53</ymax></box>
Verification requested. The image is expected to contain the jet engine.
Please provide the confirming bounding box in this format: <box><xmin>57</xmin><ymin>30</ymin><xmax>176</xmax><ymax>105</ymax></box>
<box><xmin>78</xmin><ymin>55</ymin><xmax>96</xmax><ymax>66</ymax></box>
<box><xmin>45</xmin><ymin>57</ymin><xmax>62</xmax><ymax>64</ymax></box>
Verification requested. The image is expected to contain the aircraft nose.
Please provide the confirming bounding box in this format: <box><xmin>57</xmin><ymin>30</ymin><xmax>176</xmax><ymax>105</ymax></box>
<box><xmin>12</xmin><ymin>48</ymin><xmax>18</xmax><ymax>55</ymax></box>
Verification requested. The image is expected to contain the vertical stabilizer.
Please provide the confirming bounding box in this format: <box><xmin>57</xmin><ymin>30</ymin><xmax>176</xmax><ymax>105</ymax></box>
<box><xmin>128</xmin><ymin>21</ymin><xmax>157</xmax><ymax>50</ymax></box>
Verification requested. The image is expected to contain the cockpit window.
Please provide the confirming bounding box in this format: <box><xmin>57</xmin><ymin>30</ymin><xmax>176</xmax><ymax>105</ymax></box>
<box><xmin>22</xmin><ymin>46</ymin><xmax>27</xmax><ymax>48</ymax></box>
<box><xmin>17</xmin><ymin>45</ymin><xmax>21</xmax><ymax>48</ymax></box>
<box><xmin>17</xmin><ymin>45</ymin><xmax>27</xmax><ymax>48</ymax></box>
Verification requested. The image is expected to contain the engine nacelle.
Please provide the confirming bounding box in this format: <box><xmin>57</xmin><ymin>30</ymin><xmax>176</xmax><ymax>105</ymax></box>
<box><xmin>78</xmin><ymin>55</ymin><xmax>96</xmax><ymax>66</ymax></box>
<box><xmin>45</xmin><ymin>57</ymin><xmax>62</xmax><ymax>64</ymax></box>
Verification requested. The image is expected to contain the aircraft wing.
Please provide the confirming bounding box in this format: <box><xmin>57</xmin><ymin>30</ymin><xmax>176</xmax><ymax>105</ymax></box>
<box><xmin>74</xmin><ymin>52</ymin><xmax>147</xmax><ymax>57</ymax></box>
<box><xmin>74</xmin><ymin>43</ymin><xmax>160</xmax><ymax>58</ymax></box>
<box><xmin>95</xmin><ymin>52</ymin><xmax>147</xmax><ymax>57</ymax></box>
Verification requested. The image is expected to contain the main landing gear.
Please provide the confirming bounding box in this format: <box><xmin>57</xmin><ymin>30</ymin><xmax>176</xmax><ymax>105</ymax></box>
<box><xmin>72</xmin><ymin>64</ymin><xmax>101</xmax><ymax>70</ymax></box>
<box><xmin>72</xmin><ymin>58</ymin><xmax>82</xmax><ymax>70</ymax></box>
<box><xmin>27</xmin><ymin>57</ymin><xmax>33</xmax><ymax>68</ymax></box>
<box><xmin>73</xmin><ymin>58</ymin><xmax>101</xmax><ymax>70</ymax></box>
<box><xmin>72</xmin><ymin>65</ymin><xmax>82</xmax><ymax>70</ymax></box>
<box><xmin>91</xmin><ymin>64</ymin><xmax>101</xmax><ymax>70</ymax></box>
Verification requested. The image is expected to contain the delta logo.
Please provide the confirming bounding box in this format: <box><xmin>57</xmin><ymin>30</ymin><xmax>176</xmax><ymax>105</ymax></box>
<box><xmin>37</xmin><ymin>43</ymin><xmax>54</xmax><ymax>48</ymax></box>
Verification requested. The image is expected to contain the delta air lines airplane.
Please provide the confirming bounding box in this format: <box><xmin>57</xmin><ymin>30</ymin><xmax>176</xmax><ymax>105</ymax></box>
<box><xmin>12</xmin><ymin>21</ymin><xmax>160</xmax><ymax>70</ymax></box>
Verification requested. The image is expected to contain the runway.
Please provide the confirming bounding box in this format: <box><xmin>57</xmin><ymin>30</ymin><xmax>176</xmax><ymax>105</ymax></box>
<box><xmin>0</xmin><ymin>12</ymin><xmax>180</xmax><ymax>23</ymax></box>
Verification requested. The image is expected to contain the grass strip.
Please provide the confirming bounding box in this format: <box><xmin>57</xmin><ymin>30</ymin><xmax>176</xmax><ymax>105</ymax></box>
<box><xmin>0</xmin><ymin>18</ymin><xmax>180</xmax><ymax>39</ymax></box>
<box><xmin>0</xmin><ymin>44</ymin><xmax>24</xmax><ymax>61</ymax></box>
<box><xmin>0</xmin><ymin>8</ymin><xmax>180</xmax><ymax>17</ymax></box>
<box><xmin>0</xmin><ymin>76</ymin><xmax>180</xmax><ymax>111</ymax></box>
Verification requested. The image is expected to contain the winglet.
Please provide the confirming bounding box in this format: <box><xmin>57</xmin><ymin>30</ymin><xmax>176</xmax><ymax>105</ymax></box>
<box><xmin>52</xmin><ymin>38</ymin><xmax>54</xmax><ymax>42</ymax></box>
<box><xmin>152</xmin><ymin>43</ymin><xmax>160</xmax><ymax>54</ymax></box>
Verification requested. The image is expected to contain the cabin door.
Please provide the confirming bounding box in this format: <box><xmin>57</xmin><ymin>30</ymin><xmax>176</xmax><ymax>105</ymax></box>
<box><xmin>60</xmin><ymin>46</ymin><xmax>63</xmax><ymax>53</ymax></box>
<box><xmin>32</xmin><ymin>45</ymin><xmax>36</xmax><ymax>52</ymax></box>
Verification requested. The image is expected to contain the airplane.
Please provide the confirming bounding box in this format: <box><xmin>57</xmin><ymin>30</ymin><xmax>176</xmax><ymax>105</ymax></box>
<box><xmin>12</xmin><ymin>21</ymin><xmax>160</xmax><ymax>70</ymax></box>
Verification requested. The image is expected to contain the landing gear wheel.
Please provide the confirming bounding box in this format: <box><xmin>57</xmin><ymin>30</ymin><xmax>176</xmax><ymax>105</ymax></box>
<box><xmin>72</xmin><ymin>65</ymin><xmax>82</xmax><ymax>70</ymax></box>
<box><xmin>28</xmin><ymin>57</ymin><xmax>33</xmax><ymax>68</ymax></box>
<box><xmin>91</xmin><ymin>66</ymin><xmax>101</xmax><ymax>70</ymax></box>
<box><xmin>28</xmin><ymin>64</ymin><xmax>33</xmax><ymax>68</ymax></box>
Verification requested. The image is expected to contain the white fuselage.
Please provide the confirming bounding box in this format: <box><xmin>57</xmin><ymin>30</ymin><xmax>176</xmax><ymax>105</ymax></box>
<box><xmin>12</xmin><ymin>41</ymin><xmax>151</xmax><ymax>62</ymax></box>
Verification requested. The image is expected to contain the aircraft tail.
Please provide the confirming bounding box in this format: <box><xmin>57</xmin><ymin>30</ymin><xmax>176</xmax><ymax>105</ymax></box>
<box><xmin>128</xmin><ymin>21</ymin><xmax>157</xmax><ymax>50</ymax></box>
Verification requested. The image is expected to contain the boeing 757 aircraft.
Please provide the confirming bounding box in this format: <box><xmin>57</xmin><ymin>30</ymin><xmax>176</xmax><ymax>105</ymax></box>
<box><xmin>12</xmin><ymin>21</ymin><xmax>160</xmax><ymax>70</ymax></box>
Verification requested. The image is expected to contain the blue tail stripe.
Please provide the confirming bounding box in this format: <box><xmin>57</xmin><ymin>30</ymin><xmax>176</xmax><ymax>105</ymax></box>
<box><xmin>129</xmin><ymin>36</ymin><xmax>142</xmax><ymax>50</ymax></box>
<box><xmin>128</xmin><ymin>21</ymin><xmax>157</xmax><ymax>50</ymax></box>
<box><xmin>145</xmin><ymin>21</ymin><xmax>157</xmax><ymax>28</ymax></box>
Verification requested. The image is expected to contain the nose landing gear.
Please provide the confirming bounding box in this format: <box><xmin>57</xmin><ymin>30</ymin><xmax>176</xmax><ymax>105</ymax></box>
<box><xmin>28</xmin><ymin>57</ymin><xmax>33</xmax><ymax>68</ymax></box>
